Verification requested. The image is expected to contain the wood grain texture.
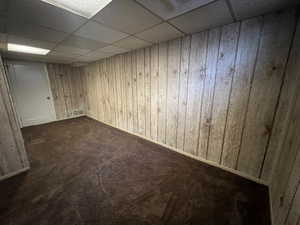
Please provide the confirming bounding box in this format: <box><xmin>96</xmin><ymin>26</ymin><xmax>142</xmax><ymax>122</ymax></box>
<box><xmin>261</xmin><ymin>13</ymin><xmax>300</xmax><ymax>181</ymax></box>
<box><xmin>221</xmin><ymin>17</ymin><xmax>262</xmax><ymax>169</ymax></box>
<box><xmin>145</xmin><ymin>47</ymin><xmax>151</xmax><ymax>138</ymax></box>
<box><xmin>0</xmin><ymin>56</ymin><xmax>29</xmax><ymax>179</ymax></box>
<box><xmin>166</xmin><ymin>39</ymin><xmax>181</xmax><ymax>148</ymax></box>
<box><xmin>176</xmin><ymin>36</ymin><xmax>191</xmax><ymax>150</ymax></box>
<box><xmin>157</xmin><ymin>42</ymin><xmax>168</xmax><ymax>144</ymax></box>
<box><xmin>198</xmin><ymin>27</ymin><xmax>221</xmax><ymax>159</ymax></box>
<box><xmin>137</xmin><ymin>49</ymin><xmax>146</xmax><ymax>136</ymax></box>
<box><xmin>184</xmin><ymin>31</ymin><xmax>207</xmax><ymax>155</ymax></box>
<box><xmin>237</xmin><ymin>10</ymin><xmax>295</xmax><ymax>177</ymax></box>
<box><xmin>82</xmin><ymin>10</ymin><xmax>298</xmax><ymax>188</ymax></box>
<box><xmin>269</xmin><ymin>15</ymin><xmax>300</xmax><ymax>225</ymax></box>
<box><xmin>150</xmin><ymin>45</ymin><xmax>159</xmax><ymax>141</ymax></box>
<box><xmin>207</xmin><ymin>22</ymin><xmax>240</xmax><ymax>163</ymax></box>
<box><xmin>47</xmin><ymin>64</ymin><xmax>86</xmax><ymax>120</ymax></box>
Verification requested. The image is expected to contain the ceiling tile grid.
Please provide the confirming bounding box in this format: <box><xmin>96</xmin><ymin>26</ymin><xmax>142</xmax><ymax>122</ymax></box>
<box><xmin>136</xmin><ymin>0</ymin><xmax>216</xmax><ymax>20</ymax></box>
<box><xmin>8</xmin><ymin>0</ymin><xmax>87</xmax><ymax>33</ymax></box>
<box><xmin>135</xmin><ymin>22</ymin><xmax>184</xmax><ymax>43</ymax></box>
<box><xmin>114</xmin><ymin>36</ymin><xmax>151</xmax><ymax>50</ymax></box>
<box><xmin>77</xmin><ymin>49</ymin><xmax>115</xmax><ymax>62</ymax></box>
<box><xmin>229</xmin><ymin>0</ymin><xmax>298</xmax><ymax>20</ymax></box>
<box><xmin>93</xmin><ymin>0</ymin><xmax>162</xmax><ymax>34</ymax></box>
<box><xmin>60</xmin><ymin>35</ymin><xmax>108</xmax><ymax>50</ymax></box>
<box><xmin>169</xmin><ymin>0</ymin><xmax>234</xmax><ymax>34</ymax></box>
<box><xmin>75</xmin><ymin>21</ymin><xmax>128</xmax><ymax>43</ymax></box>
<box><xmin>52</xmin><ymin>45</ymin><xmax>91</xmax><ymax>56</ymax></box>
<box><xmin>99</xmin><ymin>45</ymin><xmax>128</xmax><ymax>54</ymax></box>
<box><xmin>0</xmin><ymin>0</ymin><xmax>298</xmax><ymax>64</ymax></box>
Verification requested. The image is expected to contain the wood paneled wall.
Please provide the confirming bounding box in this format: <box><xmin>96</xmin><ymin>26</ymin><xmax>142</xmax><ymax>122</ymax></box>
<box><xmin>0</xmin><ymin>56</ymin><xmax>29</xmax><ymax>180</ymax></box>
<box><xmin>269</xmin><ymin>17</ymin><xmax>300</xmax><ymax>225</ymax></box>
<box><xmin>47</xmin><ymin>64</ymin><xmax>87</xmax><ymax>120</ymax></box>
<box><xmin>83</xmin><ymin>9</ymin><xmax>300</xmax><ymax>225</ymax></box>
<box><xmin>84</xmin><ymin>9</ymin><xmax>296</xmax><ymax>179</ymax></box>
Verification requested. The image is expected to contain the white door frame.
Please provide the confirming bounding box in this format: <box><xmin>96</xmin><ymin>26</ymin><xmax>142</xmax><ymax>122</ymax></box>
<box><xmin>6</xmin><ymin>60</ymin><xmax>57</xmax><ymax>127</ymax></box>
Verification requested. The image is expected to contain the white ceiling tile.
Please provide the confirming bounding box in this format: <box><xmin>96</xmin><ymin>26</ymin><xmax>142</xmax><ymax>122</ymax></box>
<box><xmin>135</xmin><ymin>22</ymin><xmax>183</xmax><ymax>43</ymax></box>
<box><xmin>170</xmin><ymin>0</ymin><xmax>234</xmax><ymax>34</ymax></box>
<box><xmin>114</xmin><ymin>36</ymin><xmax>151</xmax><ymax>50</ymax></box>
<box><xmin>136</xmin><ymin>0</ymin><xmax>215</xmax><ymax>20</ymax></box>
<box><xmin>8</xmin><ymin>0</ymin><xmax>87</xmax><ymax>33</ymax></box>
<box><xmin>53</xmin><ymin>45</ymin><xmax>91</xmax><ymax>56</ymax></box>
<box><xmin>93</xmin><ymin>0</ymin><xmax>162</xmax><ymax>34</ymax></box>
<box><xmin>77</xmin><ymin>53</ymin><xmax>112</xmax><ymax>62</ymax></box>
<box><xmin>49</xmin><ymin>50</ymin><xmax>82</xmax><ymax>59</ymax></box>
<box><xmin>229</xmin><ymin>0</ymin><xmax>298</xmax><ymax>20</ymax></box>
<box><xmin>61</xmin><ymin>35</ymin><xmax>108</xmax><ymax>50</ymax></box>
<box><xmin>7</xmin><ymin>21</ymin><xmax>69</xmax><ymax>43</ymax></box>
<box><xmin>8</xmin><ymin>35</ymin><xmax>56</xmax><ymax>49</ymax></box>
<box><xmin>84</xmin><ymin>49</ymin><xmax>114</xmax><ymax>58</ymax></box>
<box><xmin>99</xmin><ymin>45</ymin><xmax>128</xmax><ymax>54</ymax></box>
<box><xmin>75</xmin><ymin>21</ymin><xmax>128</xmax><ymax>44</ymax></box>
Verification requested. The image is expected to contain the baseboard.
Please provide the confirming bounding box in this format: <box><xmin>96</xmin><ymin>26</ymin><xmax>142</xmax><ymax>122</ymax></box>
<box><xmin>54</xmin><ymin>114</ymin><xmax>86</xmax><ymax>123</ymax></box>
<box><xmin>86</xmin><ymin>115</ymin><xmax>268</xmax><ymax>187</ymax></box>
<box><xmin>22</xmin><ymin>114</ymin><xmax>86</xmax><ymax>128</ymax></box>
<box><xmin>0</xmin><ymin>166</ymin><xmax>30</xmax><ymax>182</ymax></box>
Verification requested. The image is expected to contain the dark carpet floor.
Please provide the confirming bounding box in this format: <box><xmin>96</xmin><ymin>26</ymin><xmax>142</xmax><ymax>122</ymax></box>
<box><xmin>0</xmin><ymin>117</ymin><xmax>271</xmax><ymax>225</ymax></box>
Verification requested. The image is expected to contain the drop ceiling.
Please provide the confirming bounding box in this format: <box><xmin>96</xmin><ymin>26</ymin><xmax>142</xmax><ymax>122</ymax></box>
<box><xmin>0</xmin><ymin>0</ymin><xmax>298</xmax><ymax>65</ymax></box>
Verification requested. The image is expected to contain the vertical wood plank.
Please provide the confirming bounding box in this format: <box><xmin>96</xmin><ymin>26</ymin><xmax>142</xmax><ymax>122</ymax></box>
<box><xmin>60</xmin><ymin>65</ymin><xmax>73</xmax><ymax>118</ymax></box>
<box><xmin>276</xmin><ymin>149</ymin><xmax>300</xmax><ymax>225</ymax></box>
<box><xmin>108</xmin><ymin>57</ymin><xmax>117</xmax><ymax>126</ymax></box>
<box><xmin>123</xmin><ymin>53</ymin><xmax>131</xmax><ymax>131</ymax></box>
<box><xmin>132</xmin><ymin>51</ymin><xmax>139</xmax><ymax>133</ymax></box>
<box><xmin>261</xmin><ymin>15</ymin><xmax>300</xmax><ymax>181</ymax></box>
<box><xmin>53</xmin><ymin>64</ymin><xmax>68</xmax><ymax>119</ymax></box>
<box><xmin>150</xmin><ymin>44</ymin><xmax>159</xmax><ymax>141</ymax></box>
<box><xmin>98</xmin><ymin>62</ymin><xmax>106</xmax><ymax>122</ymax></box>
<box><xmin>79</xmin><ymin>67</ymin><xmax>88</xmax><ymax>114</ymax></box>
<box><xmin>221</xmin><ymin>18</ymin><xmax>262</xmax><ymax>169</ymax></box>
<box><xmin>166</xmin><ymin>38</ymin><xmax>181</xmax><ymax>148</ymax></box>
<box><xmin>271</xmin><ymin>84</ymin><xmax>300</xmax><ymax>222</ymax></box>
<box><xmin>158</xmin><ymin>42</ymin><xmax>168</xmax><ymax>144</ymax></box>
<box><xmin>137</xmin><ymin>49</ymin><xmax>146</xmax><ymax>135</ymax></box>
<box><xmin>177</xmin><ymin>36</ymin><xmax>191</xmax><ymax>150</ymax></box>
<box><xmin>100</xmin><ymin>61</ymin><xmax>108</xmax><ymax>123</ymax></box>
<box><xmin>207</xmin><ymin>22</ymin><xmax>240</xmax><ymax>163</ymax></box>
<box><xmin>47</xmin><ymin>64</ymin><xmax>60</xmax><ymax>120</ymax></box>
<box><xmin>184</xmin><ymin>31</ymin><xmax>208</xmax><ymax>155</ymax></box>
<box><xmin>0</xmin><ymin>57</ymin><xmax>29</xmax><ymax>175</ymax></box>
<box><xmin>121</xmin><ymin>55</ymin><xmax>128</xmax><ymax>130</ymax></box>
<box><xmin>145</xmin><ymin>47</ymin><xmax>151</xmax><ymax>138</ymax></box>
<box><xmin>104</xmin><ymin>58</ymin><xmax>112</xmax><ymax>124</ymax></box>
<box><xmin>285</xmin><ymin>184</ymin><xmax>300</xmax><ymax>225</ymax></box>
<box><xmin>238</xmin><ymin>10</ymin><xmax>296</xmax><ymax>177</ymax></box>
<box><xmin>0</xmin><ymin>92</ymin><xmax>22</xmax><ymax>174</ymax></box>
<box><xmin>114</xmin><ymin>56</ymin><xmax>122</xmax><ymax>128</ymax></box>
<box><xmin>197</xmin><ymin>28</ymin><xmax>221</xmax><ymax>158</ymax></box>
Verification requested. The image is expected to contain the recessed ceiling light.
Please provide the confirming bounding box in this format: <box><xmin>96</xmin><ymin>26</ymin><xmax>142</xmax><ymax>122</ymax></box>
<box><xmin>40</xmin><ymin>0</ymin><xmax>112</xmax><ymax>19</ymax></box>
<box><xmin>7</xmin><ymin>43</ymin><xmax>50</xmax><ymax>55</ymax></box>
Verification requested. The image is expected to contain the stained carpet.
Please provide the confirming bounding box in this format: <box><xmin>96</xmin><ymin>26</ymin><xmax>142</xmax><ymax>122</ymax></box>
<box><xmin>0</xmin><ymin>117</ymin><xmax>271</xmax><ymax>225</ymax></box>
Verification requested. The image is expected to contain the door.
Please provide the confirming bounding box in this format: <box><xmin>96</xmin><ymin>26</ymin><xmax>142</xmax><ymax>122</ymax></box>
<box><xmin>7</xmin><ymin>61</ymin><xmax>56</xmax><ymax>127</ymax></box>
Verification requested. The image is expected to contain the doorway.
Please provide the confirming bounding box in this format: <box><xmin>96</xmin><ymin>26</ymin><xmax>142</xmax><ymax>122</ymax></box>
<box><xmin>7</xmin><ymin>61</ymin><xmax>56</xmax><ymax>127</ymax></box>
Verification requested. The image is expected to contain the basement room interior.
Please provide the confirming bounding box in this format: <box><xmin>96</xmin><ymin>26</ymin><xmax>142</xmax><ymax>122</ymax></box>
<box><xmin>0</xmin><ymin>0</ymin><xmax>300</xmax><ymax>225</ymax></box>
